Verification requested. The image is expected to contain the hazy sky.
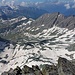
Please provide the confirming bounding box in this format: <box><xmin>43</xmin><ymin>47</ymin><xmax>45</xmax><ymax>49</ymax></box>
<box><xmin>0</xmin><ymin>0</ymin><xmax>75</xmax><ymax>6</ymax></box>
<box><xmin>1</xmin><ymin>0</ymin><xmax>75</xmax><ymax>3</ymax></box>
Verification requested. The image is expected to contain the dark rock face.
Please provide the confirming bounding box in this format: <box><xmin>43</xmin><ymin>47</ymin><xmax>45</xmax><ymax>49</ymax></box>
<box><xmin>0</xmin><ymin>37</ymin><xmax>10</xmax><ymax>52</ymax></box>
<box><xmin>1</xmin><ymin>67</ymin><xmax>22</xmax><ymax>75</ymax></box>
<box><xmin>58</xmin><ymin>57</ymin><xmax>75</xmax><ymax>75</ymax></box>
<box><xmin>22</xmin><ymin>65</ymin><xmax>34</xmax><ymax>75</ymax></box>
<box><xmin>1</xmin><ymin>65</ymin><xmax>43</xmax><ymax>75</ymax></box>
<box><xmin>42</xmin><ymin>64</ymin><xmax>58</xmax><ymax>75</ymax></box>
<box><xmin>2</xmin><ymin>57</ymin><xmax>75</xmax><ymax>75</ymax></box>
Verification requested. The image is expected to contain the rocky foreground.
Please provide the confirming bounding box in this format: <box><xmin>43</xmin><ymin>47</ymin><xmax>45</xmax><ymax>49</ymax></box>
<box><xmin>1</xmin><ymin>57</ymin><xmax>75</xmax><ymax>75</ymax></box>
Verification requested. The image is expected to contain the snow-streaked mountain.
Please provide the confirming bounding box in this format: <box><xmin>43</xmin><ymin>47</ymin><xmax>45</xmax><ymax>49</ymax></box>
<box><xmin>0</xmin><ymin>12</ymin><xmax>75</xmax><ymax>74</ymax></box>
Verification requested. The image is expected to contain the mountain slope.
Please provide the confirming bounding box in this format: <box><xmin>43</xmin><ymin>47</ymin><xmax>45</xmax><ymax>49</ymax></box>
<box><xmin>0</xmin><ymin>13</ymin><xmax>75</xmax><ymax>74</ymax></box>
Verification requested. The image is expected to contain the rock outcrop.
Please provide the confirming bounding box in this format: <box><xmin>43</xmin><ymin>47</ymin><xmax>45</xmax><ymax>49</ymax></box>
<box><xmin>58</xmin><ymin>57</ymin><xmax>75</xmax><ymax>75</ymax></box>
<box><xmin>2</xmin><ymin>57</ymin><xmax>75</xmax><ymax>75</ymax></box>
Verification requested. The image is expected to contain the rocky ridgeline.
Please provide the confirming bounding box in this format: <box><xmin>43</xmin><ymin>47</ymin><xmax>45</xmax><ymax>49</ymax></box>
<box><xmin>2</xmin><ymin>57</ymin><xmax>75</xmax><ymax>75</ymax></box>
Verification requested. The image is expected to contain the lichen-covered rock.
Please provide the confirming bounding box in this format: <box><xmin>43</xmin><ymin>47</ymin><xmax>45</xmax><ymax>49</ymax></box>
<box><xmin>32</xmin><ymin>65</ymin><xmax>43</xmax><ymax>75</ymax></box>
<box><xmin>58</xmin><ymin>57</ymin><xmax>75</xmax><ymax>75</ymax></box>
<box><xmin>22</xmin><ymin>65</ymin><xmax>34</xmax><ymax>75</ymax></box>
<box><xmin>42</xmin><ymin>64</ymin><xmax>58</xmax><ymax>75</ymax></box>
<box><xmin>1</xmin><ymin>72</ymin><xmax>8</xmax><ymax>75</ymax></box>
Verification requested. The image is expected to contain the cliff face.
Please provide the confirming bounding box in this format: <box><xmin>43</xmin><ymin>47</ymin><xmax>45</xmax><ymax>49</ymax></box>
<box><xmin>58</xmin><ymin>57</ymin><xmax>75</xmax><ymax>75</ymax></box>
<box><xmin>2</xmin><ymin>57</ymin><xmax>75</xmax><ymax>75</ymax></box>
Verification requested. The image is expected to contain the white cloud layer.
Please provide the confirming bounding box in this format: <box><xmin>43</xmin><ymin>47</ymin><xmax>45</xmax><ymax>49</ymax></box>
<box><xmin>64</xmin><ymin>4</ymin><xmax>70</xmax><ymax>9</ymax></box>
<box><xmin>72</xmin><ymin>4</ymin><xmax>75</xmax><ymax>8</ymax></box>
<box><xmin>20</xmin><ymin>2</ymin><xmax>26</xmax><ymax>6</ymax></box>
<box><xmin>2</xmin><ymin>0</ymin><xmax>5</xmax><ymax>4</ymax></box>
<box><xmin>1</xmin><ymin>0</ymin><xmax>75</xmax><ymax>7</ymax></box>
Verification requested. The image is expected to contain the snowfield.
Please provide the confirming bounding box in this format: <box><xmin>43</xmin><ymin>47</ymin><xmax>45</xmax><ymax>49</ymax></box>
<box><xmin>0</xmin><ymin>25</ymin><xmax>75</xmax><ymax>74</ymax></box>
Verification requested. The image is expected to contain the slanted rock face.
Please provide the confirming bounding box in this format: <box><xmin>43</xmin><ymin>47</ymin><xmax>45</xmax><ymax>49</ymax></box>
<box><xmin>2</xmin><ymin>66</ymin><xmax>22</xmax><ymax>75</ymax></box>
<box><xmin>58</xmin><ymin>57</ymin><xmax>75</xmax><ymax>75</ymax></box>
<box><xmin>42</xmin><ymin>64</ymin><xmax>58</xmax><ymax>75</ymax></box>
<box><xmin>22</xmin><ymin>65</ymin><xmax>34</xmax><ymax>75</ymax></box>
<box><xmin>32</xmin><ymin>65</ymin><xmax>43</xmax><ymax>75</ymax></box>
<box><xmin>1</xmin><ymin>72</ymin><xmax>8</xmax><ymax>75</ymax></box>
<box><xmin>1</xmin><ymin>65</ymin><xmax>42</xmax><ymax>75</ymax></box>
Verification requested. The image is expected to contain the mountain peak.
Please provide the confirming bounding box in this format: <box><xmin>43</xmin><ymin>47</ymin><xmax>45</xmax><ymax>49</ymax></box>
<box><xmin>30</xmin><ymin>12</ymin><xmax>65</xmax><ymax>33</ymax></box>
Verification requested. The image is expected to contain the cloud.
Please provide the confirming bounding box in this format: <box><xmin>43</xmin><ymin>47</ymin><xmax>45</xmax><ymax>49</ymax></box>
<box><xmin>20</xmin><ymin>2</ymin><xmax>27</xmax><ymax>6</ymax></box>
<box><xmin>5</xmin><ymin>1</ymin><xmax>10</xmax><ymax>6</ymax></box>
<box><xmin>72</xmin><ymin>4</ymin><xmax>75</xmax><ymax>8</ymax></box>
<box><xmin>64</xmin><ymin>4</ymin><xmax>70</xmax><ymax>9</ymax></box>
<box><xmin>11</xmin><ymin>0</ymin><xmax>15</xmax><ymax>6</ymax></box>
<box><xmin>2</xmin><ymin>0</ymin><xmax>5</xmax><ymax>4</ymax></box>
<box><xmin>1</xmin><ymin>0</ymin><xmax>16</xmax><ymax>6</ymax></box>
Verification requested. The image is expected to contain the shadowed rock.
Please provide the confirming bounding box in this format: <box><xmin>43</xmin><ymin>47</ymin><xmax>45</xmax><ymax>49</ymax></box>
<box><xmin>58</xmin><ymin>57</ymin><xmax>75</xmax><ymax>75</ymax></box>
<box><xmin>1</xmin><ymin>57</ymin><xmax>75</xmax><ymax>75</ymax></box>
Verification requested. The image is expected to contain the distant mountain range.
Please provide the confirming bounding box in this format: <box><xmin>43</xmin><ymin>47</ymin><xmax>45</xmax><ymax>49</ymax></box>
<box><xmin>35</xmin><ymin>2</ymin><xmax>75</xmax><ymax>16</ymax></box>
<box><xmin>0</xmin><ymin>5</ymin><xmax>48</xmax><ymax>20</ymax></box>
<box><xmin>0</xmin><ymin>1</ymin><xmax>75</xmax><ymax>20</ymax></box>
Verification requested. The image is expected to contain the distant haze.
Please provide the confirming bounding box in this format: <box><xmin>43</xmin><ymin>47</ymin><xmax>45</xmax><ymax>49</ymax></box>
<box><xmin>0</xmin><ymin>0</ymin><xmax>75</xmax><ymax>6</ymax></box>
